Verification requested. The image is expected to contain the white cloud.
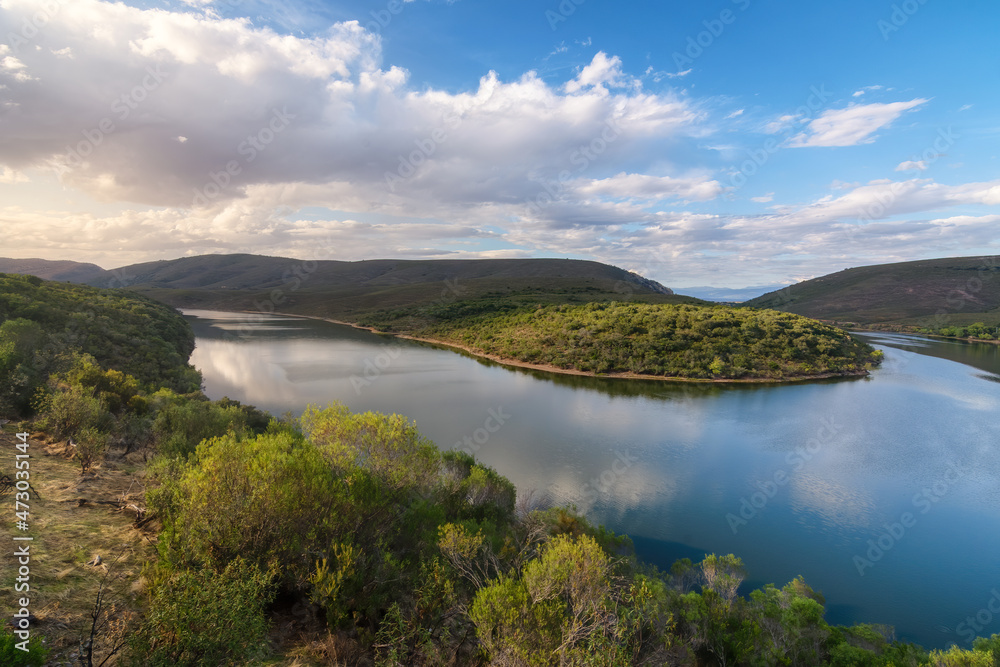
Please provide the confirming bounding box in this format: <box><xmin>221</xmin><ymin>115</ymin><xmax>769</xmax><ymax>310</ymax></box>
<box><xmin>750</xmin><ymin>193</ymin><xmax>774</xmax><ymax>203</ymax></box>
<box><xmin>0</xmin><ymin>167</ymin><xmax>29</xmax><ymax>183</ymax></box>
<box><xmin>724</xmin><ymin>109</ymin><xmax>744</xmax><ymax>119</ymax></box>
<box><xmin>763</xmin><ymin>114</ymin><xmax>799</xmax><ymax>134</ymax></box>
<box><xmin>572</xmin><ymin>172</ymin><xmax>723</xmax><ymax>203</ymax></box>
<box><xmin>510</xmin><ymin>177</ymin><xmax>1000</xmax><ymax>285</ymax></box>
<box><xmin>643</xmin><ymin>66</ymin><xmax>692</xmax><ymax>82</ymax></box>
<box><xmin>790</xmin><ymin>99</ymin><xmax>928</xmax><ymax>147</ymax></box>
<box><xmin>1</xmin><ymin>55</ymin><xmax>35</xmax><ymax>82</ymax></box>
<box><xmin>564</xmin><ymin>51</ymin><xmax>632</xmax><ymax>93</ymax></box>
<box><xmin>851</xmin><ymin>85</ymin><xmax>884</xmax><ymax>97</ymax></box>
<box><xmin>895</xmin><ymin>160</ymin><xmax>927</xmax><ymax>172</ymax></box>
<box><xmin>3</xmin><ymin>174</ymin><xmax>999</xmax><ymax>288</ymax></box>
<box><xmin>0</xmin><ymin>2</ymin><xmax>699</xmax><ymax>213</ymax></box>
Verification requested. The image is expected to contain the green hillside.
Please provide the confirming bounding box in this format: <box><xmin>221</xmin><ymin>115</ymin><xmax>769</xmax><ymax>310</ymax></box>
<box><xmin>75</xmin><ymin>253</ymin><xmax>690</xmax><ymax>321</ymax></box>
<box><xmin>0</xmin><ymin>257</ymin><xmax>106</xmax><ymax>283</ymax></box>
<box><xmin>371</xmin><ymin>300</ymin><xmax>881</xmax><ymax>381</ymax></box>
<box><xmin>85</xmin><ymin>254</ymin><xmax>671</xmax><ymax>292</ymax></box>
<box><xmin>0</xmin><ymin>273</ymin><xmax>200</xmax><ymax>415</ymax></box>
<box><xmin>745</xmin><ymin>255</ymin><xmax>1000</xmax><ymax>333</ymax></box>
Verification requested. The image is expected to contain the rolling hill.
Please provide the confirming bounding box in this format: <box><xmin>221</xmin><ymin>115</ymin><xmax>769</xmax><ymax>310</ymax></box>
<box><xmin>59</xmin><ymin>253</ymin><xmax>689</xmax><ymax>321</ymax></box>
<box><xmin>744</xmin><ymin>255</ymin><xmax>1000</xmax><ymax>329</ymax></box>
<box><xmin>82</xmin><ymin>254</ymin><xmax>672</xmax><ymax>293</ymax></box>
<box><xmin>0</xmin><ymin>257</ymin><xmax>106</xmax><ymax>283</ymax></box>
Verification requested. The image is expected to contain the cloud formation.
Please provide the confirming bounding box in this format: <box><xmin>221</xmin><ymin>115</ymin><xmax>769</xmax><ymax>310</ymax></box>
<box><xmin>0</xmin><ymin>3</ymin><xmax>699</xmax><ymax>215</ymax></box>
<box><xmin>790</xmin><ymin>99</ymin><xmax>927</xmax><ymax>147</ymax></box>
<box><xmin>0</xmin><ymin>0</ymin><xmax>995</xmax><ymax>289</ymax></box>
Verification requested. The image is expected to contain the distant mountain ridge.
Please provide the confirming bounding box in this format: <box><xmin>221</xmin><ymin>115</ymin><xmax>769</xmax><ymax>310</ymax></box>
<box><xmin>0</xmin><ymin>254</ymin><xmax>673</xmax><ymax>294</ymax></box>
<box><xmin>80</xmin><ymin>254</ymin><xmax>673</xmax><ymax>294</ymax></box>
<box><xmin>0</xmin><ymin>253</ymin><xmax>683</xmax><ymax>321</ymax></box>
<box><xmin>8</xmin><ymin>254</ymin><xmax>1000</xmax><ymax>330</ymax></box>
<box><xmin>0</xmin><ymin>257</ymin><xmax>106</xmax><ymax>283</ymax></box>
<box><xmin>745</xmin><ymin>255</ymin><xmax>1000</xmax><ymax>328</ymax></box>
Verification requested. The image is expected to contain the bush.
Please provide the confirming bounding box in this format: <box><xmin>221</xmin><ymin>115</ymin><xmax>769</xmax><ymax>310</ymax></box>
<box><xmin>162</xmin><ymin>427</ymin><xmax>340</xmax><ymax>585</ymax></box>
<box><xmin>35</xmin><ymin>383</ymin><xmax>113</xmax><ymax>441</ymax></box>
<box><xmin>471</xmin><ymin>534</ymin><xmax>628</xmax><ymax>664</ymax></box>
<box><xmin>0</xmin><ymin>318</ymin><xmax>45</xmax><ymax>417</ymax></box>
<box><xmin>62</xmin><ymin>355</ymin><xmax>141</xmax><ymax>415</ymax></box>
<box><xmin>0</xmin><ymin>626</ymin><xmax>48</xmax><ymax>667</ymax></box>
<box><xmin>128</xmin><ymin>558</ymin><xmax>275</xmax><ymax>666</ymax></box>
<box><xmin>150</xmin><ymin>391</ymin><xmax>253</xmax><ymax>459</ymax></box>
<box><xmin>76</xmin><ymin>426</ymin><xmax>110</xmax><ymax>474</ymax></box>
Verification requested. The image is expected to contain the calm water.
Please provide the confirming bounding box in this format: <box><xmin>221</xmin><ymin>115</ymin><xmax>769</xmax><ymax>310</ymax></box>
<box><xmin>185</xmin><ymin>310</ymin><xmax>1000</xmax><ymax>649</ymax></box>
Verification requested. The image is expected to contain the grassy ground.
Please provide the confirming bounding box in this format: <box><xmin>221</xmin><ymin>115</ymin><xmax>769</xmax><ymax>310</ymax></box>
<box><xmin>0</xmin><ymin>426</ymin><xmax>155</xmax><ymax>665</ymax></box>
<box><xmin>0</xmin><ymin>426</ymin><xmax>391</xmax><ymax>666</ymax></box>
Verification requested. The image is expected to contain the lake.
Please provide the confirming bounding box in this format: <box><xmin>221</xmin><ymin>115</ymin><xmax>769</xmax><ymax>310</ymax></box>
<box><xmin>184</xmin><ymin>310</ymin><xmax>1000</xmax><ymax>649</ymax></box>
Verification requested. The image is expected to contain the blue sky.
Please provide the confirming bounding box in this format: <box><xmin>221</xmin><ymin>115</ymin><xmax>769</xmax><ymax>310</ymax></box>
<box><xmin>0</xmin><ymin>0</ymin><xmax>997</xmax><ymax>289</ymax></box>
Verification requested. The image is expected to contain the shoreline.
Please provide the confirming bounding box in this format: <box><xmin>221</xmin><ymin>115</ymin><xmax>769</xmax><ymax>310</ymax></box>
<box><xmin>843</xmin><ymin>324</ymin><xmax>1000</xmax><ymax>345</ymax></box>
<box><xmin>265</xmin><ymin>311</ymin><xmax>871</xmax><ymax>385</ymax></box>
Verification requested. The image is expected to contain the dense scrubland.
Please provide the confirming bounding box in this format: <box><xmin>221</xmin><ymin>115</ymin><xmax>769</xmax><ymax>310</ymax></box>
<box><xmin>361</xmin><ymin>300</ymin><xmax>883</xmax><ymax>381</ymax></box>
<box><xmin>3</xmin><ymin>273</ymin><xmax>999</xmax><ymax>666</ymax></box>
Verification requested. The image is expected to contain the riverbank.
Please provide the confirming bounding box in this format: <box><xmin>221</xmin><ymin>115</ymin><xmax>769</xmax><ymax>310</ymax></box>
<box><xmin>267</xmin><ymin>311</ymin><xmax>871</xmax><ymax>384</ymax></box>
<box><xmin>840</xmin><ymin>323</ymin><xmax>1000</xmax><ymax>346</ymax></box>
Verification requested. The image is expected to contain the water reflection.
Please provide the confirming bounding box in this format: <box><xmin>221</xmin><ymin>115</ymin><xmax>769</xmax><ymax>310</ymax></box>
<box><xmin>855</xmin><ymin>331</ymin><xmax>1000</xmax><ymax>378</ymax></box>
<box><xmin>185</xmin><ymin>311</ymin><xmax>1000</xmax><ymax>649</ymax></box>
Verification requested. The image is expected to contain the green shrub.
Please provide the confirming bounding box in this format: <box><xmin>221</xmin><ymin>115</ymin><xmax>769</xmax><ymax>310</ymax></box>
<box><xmin>62</xmin><ymin>354</ymin><xmax>142</xmax><ymax>415</ymax></box>
<box><xmin>35</xmin><ymin>383</ymin><xmax>113</xmax><ymax>441</ymax></box>
<box><xmin>164</xmin><ymin>427</ymin><xmax>338</xmax><ymax>583</ymax></box>
<box><xmin>0</xmin><ymin>626</ymin><xmax>48</xmax><ymax>667</ymax></box>
<box><xmin>76</xmin><ymin>426</ymin><xmax>110</xmax><ymax>474</ymax></box>
<box><xmin>471</xmin><ymin>534</ymin><xmax>627</xmax><ymax>665</ymax></box>
<box><xmin>128</xmin><ymin>558</ymin><xmax>275</xmax><ymax>666</ymax></box>
<box><xmin>0</xmin><ymin>318</ymin><xmax>45</xmax><ymax>417</ymax></box>
<box><xmin>309</xmin><ymin>541</ymin><xmax>363</xmax><ymax>627</ymax></box>
<box><xmin>150</xmin><ymin>391</ymin><xmax>252</xmax><ymax>458</ymax></box>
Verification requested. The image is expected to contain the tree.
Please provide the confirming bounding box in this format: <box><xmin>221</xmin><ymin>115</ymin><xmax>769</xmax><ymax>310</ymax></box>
<box><xmin>471</xmin><ymin>534</ymin><xmax>631</xmax><ymax>665</ymax></box>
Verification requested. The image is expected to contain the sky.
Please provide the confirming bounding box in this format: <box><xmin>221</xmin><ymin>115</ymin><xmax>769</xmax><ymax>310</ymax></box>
<box><xmin>0</xmin><ymin>0</ymin><xmax>998</xmax><ymax>289</ymax></box>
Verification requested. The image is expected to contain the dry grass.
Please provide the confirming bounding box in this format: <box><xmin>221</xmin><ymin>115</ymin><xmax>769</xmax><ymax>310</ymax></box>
<box><xmin>0</xmin><ymin>427</ymin><xmax>156</xmax><ymax>664</ymax></box>
<box><xmin>280</xmin><ymin>630</ymin><xmax>373</xmax><ymax>667</ymax></box>
<box><xmin>1</xmin><ymin>426</ymin><xmax>404</xmax><ymax>666</ymax></box>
